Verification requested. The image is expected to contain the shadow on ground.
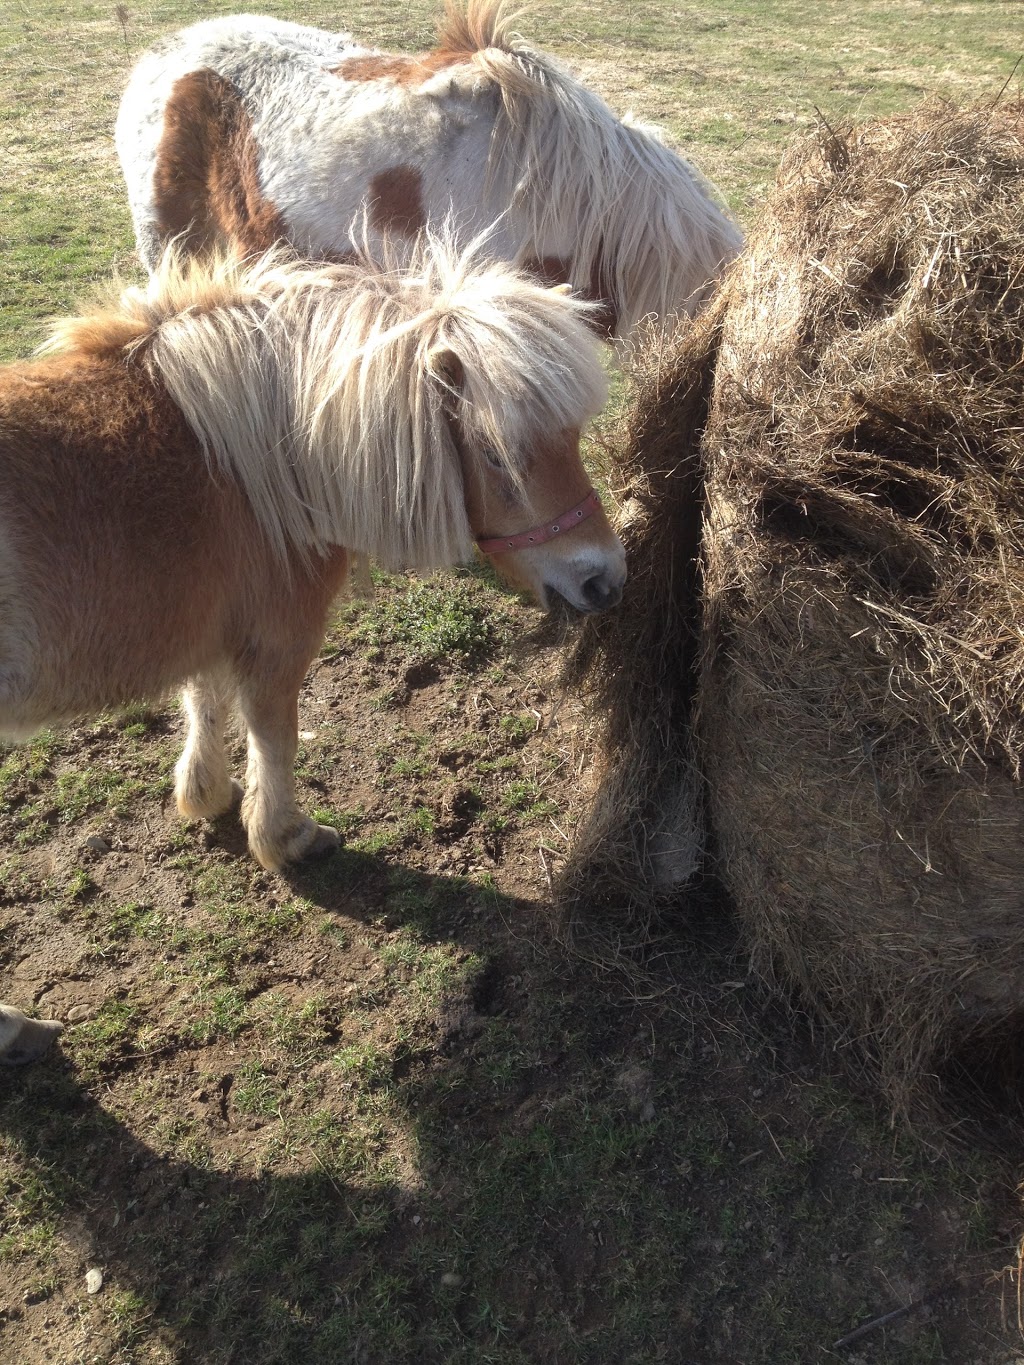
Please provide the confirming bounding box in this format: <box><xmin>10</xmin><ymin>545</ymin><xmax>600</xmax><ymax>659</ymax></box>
<box><xmin>2</xmin><ymin>854</ymin><xmax>1022</xmax><ymax>1364</ymax></box>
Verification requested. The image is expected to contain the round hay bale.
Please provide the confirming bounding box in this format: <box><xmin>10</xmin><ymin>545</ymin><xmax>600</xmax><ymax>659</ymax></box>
<box><xmin>565</xmin><ymin>99</ymin><xmax>1024</xmax><ymax>1107</ymax></box>
<box><xmin>701</xmin><ymin>101</ymin><xmax>1024</xmax><ymax>1104</ymax></box>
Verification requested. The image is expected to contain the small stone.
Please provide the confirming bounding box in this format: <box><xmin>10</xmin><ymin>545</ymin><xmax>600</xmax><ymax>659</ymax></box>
<box><xmin>85</xmin><ymin>1269</ymin><xmax>103</xmax><ymax>1295</ymax></box>
<box><xmin>66</xmin><ymin>1005</ymin><xmax>91</xmax><ymax>1024</ymax></box>
<box><xmin>85</xmin><ymin>835</ymin><xmax>109</xmax><ymax>854</ymax></box>
<box><xmin>440</xmin><ymin>1272</ymin><xmax>463</xmax><ymax>1288</ymax></box>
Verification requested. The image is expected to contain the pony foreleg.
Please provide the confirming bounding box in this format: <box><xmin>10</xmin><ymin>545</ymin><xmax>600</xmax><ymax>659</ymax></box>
<box><xmin>175</xmin><ymin>674</ymin><xmax>243</xmax><ymax>819</ymax></box>
<box><xmin>236</xmin><ymin>679</ymin><xmax>339</xmax><ymax>872</ymax></box>
<box><xmin>0</xmin><ymin>1003</ymin><xmax>62</xmax><ymax>1066</ymax></box>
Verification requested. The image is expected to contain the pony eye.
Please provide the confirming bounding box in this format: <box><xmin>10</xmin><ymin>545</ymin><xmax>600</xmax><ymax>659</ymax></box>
<box><xmin>483</xmin><ymin>448</ymin><xmax>503</xmax><ymax>470</ymax></box>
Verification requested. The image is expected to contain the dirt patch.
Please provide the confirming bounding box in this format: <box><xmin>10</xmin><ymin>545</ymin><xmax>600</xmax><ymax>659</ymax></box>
<box><xmin>1</xmin><ymin>572</ymin><xmax>1022</xmax><ymax>1364</ymax></box>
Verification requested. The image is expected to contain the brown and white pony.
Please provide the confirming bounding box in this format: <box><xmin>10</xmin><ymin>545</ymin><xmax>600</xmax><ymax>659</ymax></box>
<box><xmin>0</xmin><ymin>238</ymin><xmax>623</xmax><ymax>1064</ymax></box>
<box><xmin>115</xmin><ymin>0</ymin><xmax>742</xmax><ymax>340</ymax></box>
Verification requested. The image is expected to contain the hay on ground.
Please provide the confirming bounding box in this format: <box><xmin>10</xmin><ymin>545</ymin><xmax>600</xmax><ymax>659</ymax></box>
<box><xmin>563</xmin><ymin>100</ymin><xmax>1024</xmax><ymax>1107</ymax></box>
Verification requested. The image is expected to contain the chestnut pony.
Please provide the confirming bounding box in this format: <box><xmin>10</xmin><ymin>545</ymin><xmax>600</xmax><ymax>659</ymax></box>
<box><xmin>0</xmin><ymin>239</ymin><xmax>623</xmax><ymax>1063</ymax></box>
<box><xmin>116</xmin><ymin>0</ymin><xmax>742</xmax><ymax>340</ymax></box>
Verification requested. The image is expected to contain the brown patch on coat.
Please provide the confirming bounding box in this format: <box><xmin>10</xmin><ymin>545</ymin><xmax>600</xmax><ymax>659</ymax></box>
<box><xmin>153</xmin><ymin>69</ymin><xmax>287</xmax><ymax>258</ymax></box>
<box><xmin>368</xmin><ymin>166</ymin><xmax>426</xmax><ymax>237</ymax></box>
<box><xmin>521</xmin><ymin>256</ymin><xmax>572</xmax><ymax>288</ymax></box>
<box><xmin>318</xmin><ymin>248</ymin><xmax>359</xmax><ymax>266</ymax></box>
<box><xmin>332</xmin><ymin>50</ymin><xmax>466</xmax><ymax>87</ymax></box>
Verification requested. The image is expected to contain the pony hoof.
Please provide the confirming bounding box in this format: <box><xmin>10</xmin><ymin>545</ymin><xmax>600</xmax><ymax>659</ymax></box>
<box><xmin>286</xmin><ymin>820</ymin><xmax>341</xmax><ymax>865</ymax></box>
<box><xmin>176</xmin><ymin>776</ymin><xmax>244</xmax><ymax>820</ymax></box>
<box><xmin>249</xmin><ymin>819</ymin><xmax>340</xmax><ymax>872</ymax></box>
<box><xmin>0</xmin><ymin>1006</ymin><xmax>63</xmax><ymax>1066</ymax></box>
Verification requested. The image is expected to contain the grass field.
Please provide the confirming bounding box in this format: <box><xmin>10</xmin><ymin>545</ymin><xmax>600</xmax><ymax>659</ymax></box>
<box><xmin>2</xmin><ymin>2</ymin><xmax>1024</xmax><ymax>1362</ymax></box>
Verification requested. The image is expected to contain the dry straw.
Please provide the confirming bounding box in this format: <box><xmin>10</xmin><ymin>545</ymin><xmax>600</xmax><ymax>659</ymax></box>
<box><xmin>563</xmin><ymin>99</ymin><xmax>1024</xmax><ymax>1110</ymax></box>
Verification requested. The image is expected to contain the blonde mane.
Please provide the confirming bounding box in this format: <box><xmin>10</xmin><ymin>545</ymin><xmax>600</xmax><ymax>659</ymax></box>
<box><xmin>438</xmin><ymin>0</ymin><xmax>743</xmax><ymax>335</ymax></box>
<box><xmin>43</xmin><ymin>240</ymin><xmax>608</xmax><ymax>570</ymax></box>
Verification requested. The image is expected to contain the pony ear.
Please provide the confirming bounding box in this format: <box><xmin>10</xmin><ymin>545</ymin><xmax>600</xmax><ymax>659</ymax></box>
<box><xmin>429</xmin><ymin>347</ymin><xmax>465</xmax><ymax>395</ymax></box>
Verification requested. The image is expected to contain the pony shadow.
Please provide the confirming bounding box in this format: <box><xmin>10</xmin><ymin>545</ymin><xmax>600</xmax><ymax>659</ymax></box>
<box><xmin>0</xmin><ymin>860</ymin><xmax>541</xmax><ymax>1361</ymax></box>
<box><xmin>1</xmin><ymin>1067</ymin><xmax>411</xmax><ymax>1360</ymax></box>
<box><xmin>6</xmin><ymin>848</ymin><xmax>1021</xmax><ymax>1364</ymax></box>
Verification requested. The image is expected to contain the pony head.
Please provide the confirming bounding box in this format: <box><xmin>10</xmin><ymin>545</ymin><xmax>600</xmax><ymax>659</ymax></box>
<box><xmin>420</xmin><ymin>244</ymin><xmax>626</xmax><ymax>611</ymax></box>
<box><xmin>55</xmin><ymin>237</ymin><xmax>625</xmax><ymax>611</ymax></box>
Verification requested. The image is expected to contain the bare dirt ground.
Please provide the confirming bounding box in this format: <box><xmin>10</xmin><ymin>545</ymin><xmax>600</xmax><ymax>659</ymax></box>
<box><xmin>3</xmin><ymin>575</ymin><xmax>1024</xmax><ymax>1365</ymax></box>
<box><xmin>5</xmin><ymin>2</ymin><xmax>1024</xmax><ymax>1361</ymax></box>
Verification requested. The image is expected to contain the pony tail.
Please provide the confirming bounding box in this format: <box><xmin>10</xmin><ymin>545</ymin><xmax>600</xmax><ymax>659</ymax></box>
<box><xmin>436</xmin><ymin>0</ymin><xmax>524</xmax><ymax>55</ymax></box>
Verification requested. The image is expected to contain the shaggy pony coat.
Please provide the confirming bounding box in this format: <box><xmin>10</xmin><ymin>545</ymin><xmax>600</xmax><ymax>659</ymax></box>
<box><xmin>0</xmin><ymin>239</ymin><xmax>624</xmax><ymax>1063</ymax></box>
<box><xmin>1</xmin><ymin>236</ymin><xmax>616</xmax><ymax>814</ymax></box>
<box><xmin>116</xmin><ymin>0</ymin><xmax>741</xmax><ymax>339</ymax></box>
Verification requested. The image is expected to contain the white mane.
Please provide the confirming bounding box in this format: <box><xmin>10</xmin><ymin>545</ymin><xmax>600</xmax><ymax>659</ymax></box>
<box><xmin>446</xmin><ymin>0</ymin><xmax>743</xmax><ymax>334</ymax></box>
<box><xmin>45</xmin><ymin>239</ymin><xmax>608</xmax><ymax>570</ymax></box>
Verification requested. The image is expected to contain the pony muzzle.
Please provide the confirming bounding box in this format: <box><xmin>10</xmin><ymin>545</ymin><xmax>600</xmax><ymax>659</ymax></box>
<box><xmin>576</xmin><ymin>567</ymin><xmax>625</xmax><ymax>612</ymax></box>
<box><xmin>476</xmin><ymin>490</ymin><xmax>626</xmax><ymax>614</ymax></box>
<box><xmin>540</xmin><ymin>549</ymin><xmax>627</xmax><ymax>614</ymax></box>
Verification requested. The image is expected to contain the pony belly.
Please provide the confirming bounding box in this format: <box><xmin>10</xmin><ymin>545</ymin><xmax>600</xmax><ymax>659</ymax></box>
<box><xmin>20</xmin><ymin>585</ymin><xmax>233</xmax><ymax>728</ymax></box>
<box><xmin>0</xmin><ymin>532</ymin><xmax>48</xmax><ymax>738</ymax></box>
<box><xmin>0</xmin><ymin>712</ymin><xmax>50</xmax><ymax>744</ymax></box>
<box><xmin>0</xmin><ymin>492</ymin><xmax>240</xmax><ymax>734</ymax></box>
<box><xmin>0</xmin><ymin>647</ymin><xmax>198</xmax><ymax>740</ymax></box>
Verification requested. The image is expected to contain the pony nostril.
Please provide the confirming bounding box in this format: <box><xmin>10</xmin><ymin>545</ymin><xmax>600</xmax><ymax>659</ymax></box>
<box><xmin>581</xmin><ymin>574</ymin><xmax>623</xmax><ymax>611</ymax></box>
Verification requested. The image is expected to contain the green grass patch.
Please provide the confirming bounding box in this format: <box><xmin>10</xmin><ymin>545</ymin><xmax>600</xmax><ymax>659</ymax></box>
<box><xmin>344</xmin><ymin>575</ymin><xmax>510</xmax><ymax>669</ymax></box>
<box><xmin>67</xmin><ymin>997</ymin><xmax>143</xmax><ymax>1076</ymax></box>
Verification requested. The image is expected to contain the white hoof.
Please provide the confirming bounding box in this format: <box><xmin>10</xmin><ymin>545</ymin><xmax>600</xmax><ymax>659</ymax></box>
<box><xmin>249</xmin><ymin>817</ymin><xmax>340</xmax><ymax>872</ymax></box>
<box><xmin>0</xmin><ymin>1005</ymin><xmax>63</xmax><ymax>1066</ymax></box>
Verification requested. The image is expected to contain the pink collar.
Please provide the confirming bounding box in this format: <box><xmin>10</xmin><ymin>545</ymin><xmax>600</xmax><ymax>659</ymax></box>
<box><xmin>476</xmin><ymin>489</ymin><xmax>603</xmax><ymax>556</ymax></box>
